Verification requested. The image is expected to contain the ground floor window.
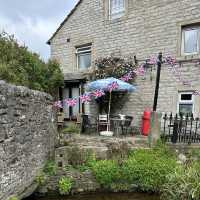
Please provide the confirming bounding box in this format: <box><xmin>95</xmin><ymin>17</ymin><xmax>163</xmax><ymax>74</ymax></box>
<box><xmin>178</xmin><ymin>92</ymin><xmax>194</xmax><ymax>116</ymax></box>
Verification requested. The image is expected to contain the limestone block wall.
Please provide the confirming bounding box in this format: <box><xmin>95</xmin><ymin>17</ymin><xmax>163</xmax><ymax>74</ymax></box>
<box><xmin>50</xmin><ymin>0</ymin><xmax>200</xmax><ymax>125</ymax></box>
<box><xmin>0</xmin><ymin>81</ymin><xmax>56</xmax><ymax>200</ymax></box>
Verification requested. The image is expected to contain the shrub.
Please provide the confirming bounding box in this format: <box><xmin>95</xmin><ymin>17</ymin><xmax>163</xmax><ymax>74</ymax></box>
<box><xmin>91</xmin><ymin>160</ymin><xmax>120</xmax><ymax>188</ymax></box>
<box><xmin>8</xmin><ymin>196</ymin><xmax>18</xmax><ymax>200</ymax></box>
<box><xmin>35</xmin><ymin>172</ymin><xmax>47</xmax><ymax>186</ymax></box>
<box><xmin>58</xmin><ymin>177</ymin><xmax>72</xmax><ymax>195</ymax></box>
<box><xmin>0</xmin><ymin>32</ymin><xmax>63</xmax><ymax>96</ymax></box>
<box><xmin>161</xmin><ymin>162</ymin><xmax>200</xmax><ymax>200</ymax></box>
<box><xmin>122</xmin><ymin>148</ymin><xmax>177</xmax><ymax>192</ymax></box>
<box><xmin>44</xmin><ymin>160</ymin><xmax>57</xmax><ymax>176</ymax></box>
<box><xmin>62</xmin><ymin>123</ymin><xmax>80</xmax><ymax>134</ymax></box>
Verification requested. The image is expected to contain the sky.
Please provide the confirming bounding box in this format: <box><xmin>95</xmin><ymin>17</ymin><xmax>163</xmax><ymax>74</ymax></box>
<box><xmin>0</xmin><ymin>0</ymin><xmax>79</xmax><ymax>61</ymax></box>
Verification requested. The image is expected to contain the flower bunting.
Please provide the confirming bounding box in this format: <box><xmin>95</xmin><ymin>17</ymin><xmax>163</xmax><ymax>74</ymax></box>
<box><xmin>53</xmin><ymin>53</ymin><xmax>200</xmax><ymax>109</ymax></box>
<box><xmin>80</xmin><ymin>93</ymin><xmax>92</xmax><ymax>104</ymax></box>
<box><xmin>92</xmin><ymin>89</ymin><xmax>105</xmax><ymax>99</ymax></box>
<box><xmin>65</xmin><ymin>98</ymin><xmax>77</xmax><ymax>107</ymax></box>
<box><xmin>53</xmin><ymin>100</ymin><xmax>63</xmax><ymax>109</ymax></box>
<box><xmin>107</xmin><ymin>81</ymin><xmax>119</xmax><ymax>92</ymax></box>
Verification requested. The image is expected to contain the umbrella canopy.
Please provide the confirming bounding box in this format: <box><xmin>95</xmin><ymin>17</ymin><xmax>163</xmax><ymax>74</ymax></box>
<box><xmin>86</xmin><ymin>77</ymin><xmax>136</xmax><ymax>92</ymax></box>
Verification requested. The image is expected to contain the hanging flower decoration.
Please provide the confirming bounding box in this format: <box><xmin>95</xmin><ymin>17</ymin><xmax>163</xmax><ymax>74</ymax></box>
<box><xmin>80</xmin><ymin>93</ymin><xmax>92</xmax><ymax>103</ymax></box>
<box><xmin>53</xmin><ymin>100</ymin><xmax>63</xmax><ymax>109</ymax></box>
<box><xmin>92</xmin><ymin>89</ymin><xmax>105</xmax><ymax>99</ymax></box>
<box><xmin>107</xmin><ymin>81</ymin><xmax>119</xmax><ymax>92</ymax></box>
<box><xmin>65</xmin><ymin>98</ymin><xmax>77</xmax><ymax>107</ymax></box>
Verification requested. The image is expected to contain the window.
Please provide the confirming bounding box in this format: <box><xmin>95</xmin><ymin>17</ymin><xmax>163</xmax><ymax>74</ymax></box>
<box><xmin>76</xmin><ymin>45</ymin><xmax>91</xmax><ymax>70</ymax></box>
<box><xmin>109</xmin><ymin>0</ymin><xmax>125</xmax><ymax>20</ymax></box>
<box><xmin>178</xmin><ymin>92</ymin><xmax>194</xmax><ymax>115</ymax></box>
<box><xmin>182</xmin><ymin>26</ymin><xmax>200</xmax><ymax>55</ymax></box>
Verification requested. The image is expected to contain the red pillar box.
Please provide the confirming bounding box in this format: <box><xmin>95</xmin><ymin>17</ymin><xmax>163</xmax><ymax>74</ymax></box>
<box><xmin>141</xmin><ymin>110</ymin><xmax>151</xmax><ymax>136</ymax></box>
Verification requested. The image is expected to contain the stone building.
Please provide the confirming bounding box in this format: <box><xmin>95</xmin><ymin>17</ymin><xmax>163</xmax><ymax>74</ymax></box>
<box><xmin>48</xmin><ymin>0</ymin><xmax>200</xmax><ymax>125</ymax></box>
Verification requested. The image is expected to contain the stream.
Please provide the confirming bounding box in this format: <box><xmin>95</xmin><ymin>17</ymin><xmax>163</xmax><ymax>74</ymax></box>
<box><xmin>26</xmin><ymin>192</ymin><xmax>160</xmax><ymax>200</ymax></box>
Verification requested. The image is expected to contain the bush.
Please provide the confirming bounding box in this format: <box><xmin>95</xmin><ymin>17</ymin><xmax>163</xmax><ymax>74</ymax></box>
<box><xmin>91</xmin><ymin>160</ymin><xmax>120</xmax><ymax>188</ymax></box>
<box><xmin>0</xmin><ymin>32</ymin><xmax>63</xmax><ymax>96</ymax></box>
<box><xmin>122</xmin><ymin>148</ymin><xmax>177</xmax><ymax>192</ymax></box>
<box><xmin>44</xmin><ymin>160</ymin><xmax>57</xmax><ymax>176</ymax></box>
<box><xmin>58</xmin><ymin>177</ymin><xmax>72</xmax><ymax>195</ymax></box>
<box><xmin>161</xmin><ymin>162</ymin><xmax>200</xmax><ymax>200</ymax></box>
<box><xmin>35</xmin><ymin>172</ymin><xmax>47</xmax><ymax>186</ymax></box>
<box><xmin>62</xmin><ymin>123</ymin><xmax>80</xmax><ymax>134</ymax></box>
<box><xmin>8</xmin><ymin>196</ymin><xmax>18</xmax><ymax>200</ymax></box>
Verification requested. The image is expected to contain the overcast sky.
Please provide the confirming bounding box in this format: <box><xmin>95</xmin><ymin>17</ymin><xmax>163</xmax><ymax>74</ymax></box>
<box><xmin>0</xmin><ymin>0</ymin><xmax>79</xmax><ymax>61</ymax></box>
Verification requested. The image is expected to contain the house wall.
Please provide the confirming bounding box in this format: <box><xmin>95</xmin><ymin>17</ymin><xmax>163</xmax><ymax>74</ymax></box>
<box><xmin>50</xmin><ymin>0</ymin><xmax>200</xmax><ymax>125</ymax></box>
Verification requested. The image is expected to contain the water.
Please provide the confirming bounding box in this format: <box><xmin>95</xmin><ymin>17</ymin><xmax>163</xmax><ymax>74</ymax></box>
<box><xmin>26</xmin><ymin>192</ymin><xmax>159</xmax><ymax>200</ymax></box>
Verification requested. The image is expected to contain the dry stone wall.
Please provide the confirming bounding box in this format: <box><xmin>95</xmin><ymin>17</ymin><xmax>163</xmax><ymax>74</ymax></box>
<box><xmin>0</xmin><ymin>80</ymin><xmax>56</xmax><ymax>200</ymax></box>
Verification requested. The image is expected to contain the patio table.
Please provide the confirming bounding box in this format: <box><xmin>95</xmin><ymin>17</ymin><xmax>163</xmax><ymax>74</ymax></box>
<box><xmin>110</xmin><ymin>117</ymin><xmax>132</xmax><ymax>136</ymax></box>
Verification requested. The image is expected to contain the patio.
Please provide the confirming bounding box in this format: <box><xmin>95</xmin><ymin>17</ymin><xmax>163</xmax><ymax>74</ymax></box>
<box><xmin>81</xmin><ymin>114</ymin><xmax>136</xmax><ymax>136</ymax></box>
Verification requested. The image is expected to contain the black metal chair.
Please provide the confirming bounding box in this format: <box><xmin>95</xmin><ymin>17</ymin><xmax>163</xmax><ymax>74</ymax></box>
<box><xmin>121</xmin><ymin>116</ymin><xmax>133</xmax><ymax>135</ymax></box>
<box><xmin>81</xmin><ymin>114</ymin><xmax>97</xmax><ymax>134</ymax></box>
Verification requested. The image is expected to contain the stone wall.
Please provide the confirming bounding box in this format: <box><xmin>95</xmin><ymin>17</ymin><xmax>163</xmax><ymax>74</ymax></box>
<box><xmin>50</xmin><ymin>0</ymin><xmax>200</xmax><ymax>124</ymax></box>
<box><xmin>0</xmin><ymin>80</ymin><xmax>56</xmax><ymax>200</ymax></box>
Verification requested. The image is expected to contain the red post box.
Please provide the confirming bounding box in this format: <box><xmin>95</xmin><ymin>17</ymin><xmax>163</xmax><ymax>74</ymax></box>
<box><xmin>141</xmin><ymin>110</ymin><xmax>151</xmax><ymax>136</ymax></box>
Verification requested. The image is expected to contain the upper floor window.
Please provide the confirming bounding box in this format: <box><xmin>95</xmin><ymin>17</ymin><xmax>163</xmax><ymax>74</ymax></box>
<box><xmin>76</xmin><ymin>45</ymin><xmax>91</xmax><ymax>70</ymax></box>
<box><xmin>109</xmin><ymin>0</ymin><xmax>125</xmax><ymax>20</ymax></box>
<box><xmin>178</xmin><ymin>92</ymin><xmax>194</xmax><ymax>116</ymax></box>
<box><xmin>182</xmin><ymin>25</ymin><xmax>200</xmax><ymax>55</ymax></box>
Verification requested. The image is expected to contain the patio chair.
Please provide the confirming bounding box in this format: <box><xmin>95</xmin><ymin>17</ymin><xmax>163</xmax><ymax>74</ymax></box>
<box><xmin>97</xmin><ymin>114</ymin><xmax>110</xmax><ymax>134</ymax></box>
<box><xmin>121</xmin><ymin>116</ymin><xmax>133</xmax><ymax>135</ymax></box>
<box><xmin>81</xmin><ymin>114</ymin><xmax>97</xmax><ymax>134</ymax></box>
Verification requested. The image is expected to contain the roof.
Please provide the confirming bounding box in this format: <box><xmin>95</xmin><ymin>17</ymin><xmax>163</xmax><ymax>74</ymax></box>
<box><xmin>47</xmin><ymin>0</ymin><xmax>82</xmax><ymax>45</ymax></box>
<box><xmin>64</xmin><ymin>72</ymin><xmax>86</xmax><ymax>81</ymax></box>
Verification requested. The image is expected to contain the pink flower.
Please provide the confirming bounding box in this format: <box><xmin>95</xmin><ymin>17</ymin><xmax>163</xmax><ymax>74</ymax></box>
<box><xmin>53</xmin><ymin>100</ymin><xmax>63</xmax><ymax>109</ymax></box>
<box><xmin>80</xmin><ymin>93</ymin><xmax>91</xmax><ymax>103</ymax></box>
<box><xmin>65</xmin><ymin>98</ymin><xmax>77</xmax><ymax>107</ymax></box>
<box><xmin>92</xmin><ymin>89</ymin><xmax>105</xmax><ymax>99</ymax></box>
<box><xmin>107</xmin><ymin>81</ymin><xmax>119</xmax><ymax>92</ymax></box>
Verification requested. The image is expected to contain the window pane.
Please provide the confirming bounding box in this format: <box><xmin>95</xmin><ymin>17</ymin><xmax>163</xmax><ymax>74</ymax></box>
<box><xmin>78</xmin><ymin>53</ymin><xmax>91</xmax><ymax>70</ymax></box>
<box><xmin>179</xmin><ymin>104</ymin><xmax>193</xmax><ymax>115</ymax></box>
<box><xmin>181</xmin><ymin>94</ymin><xmax>192</xmax><ymax>101</ymax></box>
<box><xmin>71</xmin><ymin>87</ymin><xmax>79</xmax><ymax>117</ymax></box>
<box><xmin>63</xmin><ymin>88</ymin><xmax>69</xmax><ymax>118</ymax></box>
<box><xmin>184</xmin><ymin>29</ymin><xmax>198</xmax><ymax>53</ymax></box>
<box><xmin>110</xmin><ymin>0</ymin><xmax>125</xmax><ymax>19</ymax></box>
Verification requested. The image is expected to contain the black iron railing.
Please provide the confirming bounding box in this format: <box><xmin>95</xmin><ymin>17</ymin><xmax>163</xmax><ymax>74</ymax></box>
<box><xmin>161</xmin><ymin>113</ymin><xmax>200</xmax><ymax>144</ymax></box>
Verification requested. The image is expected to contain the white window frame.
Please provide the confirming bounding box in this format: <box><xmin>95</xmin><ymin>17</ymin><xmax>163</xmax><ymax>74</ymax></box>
<box><xmin>109</xmin><ymin>0</ymin><xmax>125</xmax><ymax>20</ymax></box>
<box><xmin>177</xmin><ymin>92</ymin><xmax>194</xmax><ymax>115</ymax></box>
<box><xmin>181</xmin><ymin>26</ymin><xmax>200</xmax><ymax>56</ymax></box>
<box><xmin>76</xmin><ymin>45</ymin><xmax>91</xmax><ymax>70</ymax></box>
